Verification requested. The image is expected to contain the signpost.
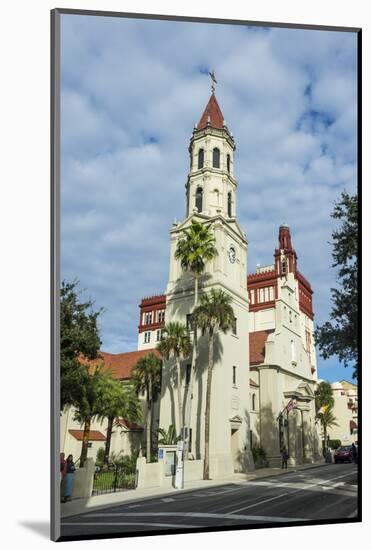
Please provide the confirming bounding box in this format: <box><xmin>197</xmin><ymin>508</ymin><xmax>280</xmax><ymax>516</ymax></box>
<box><xmin>174</xmin><ymin>440</ymin><xmax>185</xmax><ymax>489</ymax></box>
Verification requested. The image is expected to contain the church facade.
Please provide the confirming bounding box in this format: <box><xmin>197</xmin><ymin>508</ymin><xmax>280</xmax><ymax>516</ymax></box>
<box><xmin>137</xmin><ymin>92</ymin><xmax>322</xmax><ymax>472</ymax></box>
<box><xmin>61</xmin><ymin>91</ymin><xmax>322</xmax><ymax>472</ymax></box>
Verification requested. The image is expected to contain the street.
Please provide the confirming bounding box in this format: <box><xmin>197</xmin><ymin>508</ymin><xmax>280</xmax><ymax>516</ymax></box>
<box><xmin>61</xmin><ymin>462</ymin><xmax>358</xmax><ymax>539</ymax></box>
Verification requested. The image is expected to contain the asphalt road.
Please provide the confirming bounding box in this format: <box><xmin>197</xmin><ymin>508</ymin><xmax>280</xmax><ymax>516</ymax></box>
<box><xmin>61</xmin><ymin>462</ymin><xmax>358</xmax><ymax>539</ymax></box>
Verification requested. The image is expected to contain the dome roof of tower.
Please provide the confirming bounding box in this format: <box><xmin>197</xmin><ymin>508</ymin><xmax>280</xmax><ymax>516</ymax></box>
<box><xmin>197</xmin><ymin>93</ymin><xmax>225</xmax><ymax>130</ymax></box>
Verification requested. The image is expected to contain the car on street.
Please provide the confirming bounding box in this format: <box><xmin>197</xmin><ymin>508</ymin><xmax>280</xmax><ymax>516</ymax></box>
<box><xmin>334</xmin><ymin>445</ymin><xmax>353</xmax><ymax>463</ymax></box>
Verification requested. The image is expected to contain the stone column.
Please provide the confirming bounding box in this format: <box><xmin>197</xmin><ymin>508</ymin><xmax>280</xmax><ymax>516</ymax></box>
<box><xmin>295</xmin><ymin>409</ymin><xmax>303</xmax><ymax>465</ymax></box>
<box><xmin>287</xmin><ymin>409</ymin><xmax>297</xmax><ymax>466</ymax></box>
<box><xmin>259</xmin><ymin>367</ymin><xmax>281</xmax><ymax>467</ymax></box>
<box><xmin>301</xmin><ymin>409</ymin><xmax>313</xmax><ymax>463</ymax></box>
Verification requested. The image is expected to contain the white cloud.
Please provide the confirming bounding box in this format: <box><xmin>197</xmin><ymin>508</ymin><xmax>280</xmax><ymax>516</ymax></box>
<box><xmin>60</xmin><ymin>15</ymin><xmax>357</xmax><ymax>380</ymax></box>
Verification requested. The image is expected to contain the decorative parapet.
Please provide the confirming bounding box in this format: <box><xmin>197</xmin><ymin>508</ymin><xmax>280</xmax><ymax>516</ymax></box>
<box><xmin>256</xmin><ymin>264</ymin><xmax>275</xmax><ymax>274</ymax></box>
<box><xmin>140</xmin><ymin>294</ymin><xmax>166</xmax><ymax>306</ymax></box>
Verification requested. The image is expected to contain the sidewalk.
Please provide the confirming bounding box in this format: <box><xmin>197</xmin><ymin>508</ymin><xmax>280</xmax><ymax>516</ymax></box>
<box><xmin>61</xmin><ymin>460</ymin><xmax>326</xmax><ymax>519</ymax></box>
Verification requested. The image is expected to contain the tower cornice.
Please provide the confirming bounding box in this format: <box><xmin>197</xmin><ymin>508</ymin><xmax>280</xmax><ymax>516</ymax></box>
<box><xmin>186</xmin><ymin>168</ymin><xmax>238</xmax><ymax>188</ymax></box>
<box><xmin>190</xmin><ymin>126</ymin><xmax>236</xmax><ymax>150</ymax></box>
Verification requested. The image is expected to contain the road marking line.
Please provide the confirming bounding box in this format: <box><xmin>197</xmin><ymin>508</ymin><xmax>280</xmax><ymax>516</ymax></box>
<box><xmin>322</xmin><ymin>482</ymin><xmax>345</xmax><ymax>491</ymax></box>
<box><xmin>247</xmin><ymin>471</ymin><xmax>357</xmax><ymax>496</ymax></box>
<box><xmin>228</xmin><ymin>493</ymin><xmax>289</xmax><ymax>514</ymax></box>
<box><xmin>162</xmin><ymin>498</ymin><xmax>174</xmax><ymax>502</ymax></box>
<box><xmin>85</xmin><ymin>511</ymin><xmax>308</xmax><ymax>523</ymax></box>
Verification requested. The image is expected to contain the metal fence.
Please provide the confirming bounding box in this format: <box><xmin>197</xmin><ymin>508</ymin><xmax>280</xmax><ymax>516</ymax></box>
<box><xmin>92</xmin><ymin>465</ymin><xmax>136</xmax><ymax>496</ymax></box>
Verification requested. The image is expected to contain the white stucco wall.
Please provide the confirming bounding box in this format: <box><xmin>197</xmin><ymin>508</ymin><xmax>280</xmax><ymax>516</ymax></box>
<box><xmin>327</xmin><ymin>382</ymin><xmax>358</xmax><ymax>444</ymax></box>
<box><xmin>60</xmin><ymin>407</ymin><xmax>144</xmax><ymax>463</ymax></box>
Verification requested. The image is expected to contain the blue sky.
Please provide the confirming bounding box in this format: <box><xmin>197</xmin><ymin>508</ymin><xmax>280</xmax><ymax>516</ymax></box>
<box><xmin>60</xmin><ymin>14</ymin><xmax>357</xmax><ymax>383</ymax></box>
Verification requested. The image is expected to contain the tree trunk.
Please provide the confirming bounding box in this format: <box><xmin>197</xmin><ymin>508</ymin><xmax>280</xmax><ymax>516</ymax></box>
<box><xmin>80</xmin><ymin>417</ymin><xmax>91</xmax><ymax>468</ymax></box>
<box><xmin>203</xmin><ymin>330</ymin><xmax>214</xmax><ymax>480</ymax></box>
<box><xmin>176</xmin><ymin>357</ymin><xmax>183</xmax><ymax>434</ymax></box>
<box><xmin>146</xmin><ymin>380</ymin><xmax>152</xmax><ymax>463</ymax></box>
<box><xmin>184</xmin><ymin>275</ymin><xmax>199</xmax><ymax>458</ymax></box>
<box><xmin>104</xmin><ymin>415</ymin><xmax>114</xmax><ymax>466</ymax></box>
<box><xmin>323</xmin><ymin>423</ymin><xmax>327</xmax><ymax>454</ymax></box>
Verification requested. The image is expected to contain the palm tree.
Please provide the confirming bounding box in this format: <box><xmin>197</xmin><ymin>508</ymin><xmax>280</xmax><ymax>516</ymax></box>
<box><xmin>315</xmin><ymin>381</ymin><xmax>334</xmax><ymax>413</ymax></box>
<box><xmin>131</xmin><ymin>352</ymin><xmax>162</xmax><ymax>463</ymax></box>
<box><xmin>156</xmin><ymin>322</ymin><xmax>191</xmax><ymax>434</ymax></box>
<box><xmin>174</xmin><ymin>221</ymin><xmax>218</xmax><ymax>452</ymax></box>
<box><xmin>73</xmin><ymin>364</ymin><xmax>113</xmax><ymax>467</ymax></box>
<box><xmin>157</xmin><ymin>425</ymin><xmax>180</xmax><ymax>445</ymax></box>
<box><xmin>98</xmin><ymin>379</ymin><xmax>142</xmax><ymax>466</ymax></box>
<box><xmin>318</xmin><ymin>406</ymin><xmax>339</xmax><ymax>452</ymax></box>
<box><xmin>193</xmin><ymin>288</ymin><xmax>235</xmax><ymax>479</ymax></box>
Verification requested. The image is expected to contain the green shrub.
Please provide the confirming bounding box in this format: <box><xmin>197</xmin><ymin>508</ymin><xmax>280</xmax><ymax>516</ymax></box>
<box><xmin>95</xmin><ymin>447</ymin><xmax>105</xmax><ymax>467</ymax></box>
<box><xmin>252</xmin><ymin>446</ymin><xmax>268</xmax><ymax>468</ymax></box>
<box><xmin>328</xmin><ymin>439</ymin><xmax>341</xmax><ymax>450</ymax></box>
<box><xmin>120</xmin><ymin>453</ymin><xmax>139</xmax><ymax>473</ymax></box>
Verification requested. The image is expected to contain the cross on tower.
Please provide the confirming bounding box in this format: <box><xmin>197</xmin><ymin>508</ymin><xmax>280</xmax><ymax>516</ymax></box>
<box><xmin>209</xmin><ymin>69</ymin><xmax>217</xmax><ymax>94</ymax></box>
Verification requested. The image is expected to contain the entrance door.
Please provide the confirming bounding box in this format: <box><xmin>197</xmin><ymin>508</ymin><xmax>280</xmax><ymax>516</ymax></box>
<box><xmin>231</xmin><ymin>428</ymin><xmax>239</xmax><ymax>472</ymax></box>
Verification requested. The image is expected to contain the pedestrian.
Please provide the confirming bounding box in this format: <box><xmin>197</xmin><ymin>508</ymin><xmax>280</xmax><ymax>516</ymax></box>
<box><xmin>60</xmin><ymin>452</ymin><xmax>67</xmax><ymax>483</ymax></box>
<box><xmin>62</xmin><ymin>454</ymin><xmax>76</xmax><ymax>503</ymax></box>
<box><xmin>281</xmin><ymin>446</ymin><xmax>288</xmax><ymax>469</ymax></box>
<box><xmin>351</xmin><ymin>443</ymin><xmax>357</xmax><ymax>465</ymax></box>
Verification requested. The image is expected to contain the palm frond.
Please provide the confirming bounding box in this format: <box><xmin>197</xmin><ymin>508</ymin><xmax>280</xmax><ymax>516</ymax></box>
<box><xmin>175</xmin><ymin>221</ymin><xmax>218</xmax><ymax>276</ymax></box>
<box><xmin>193</xmin><ymin>288</ymin><xmax>235</xmax><ymax>335</ymax></box>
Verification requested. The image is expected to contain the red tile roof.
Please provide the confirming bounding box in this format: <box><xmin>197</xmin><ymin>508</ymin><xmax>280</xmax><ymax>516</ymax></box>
<box><xmin>81</xmin><ymin>349</ymin><xmax>161</xmax><ymax>380</ymax></box>
<box><xmin>249</xmin><ymin>330</ymin><xmax>273</xmax><ymax>365</ymax></box>
<box><xmin>116</xmin><ymin>418</ymin><xmax>144</xmax><ymax>431</ymax></box>
<box><xmin>69</xmin><ymin>429</ymin><xmax>106</xmax><ymax>441</ymax></box>
<box><xmin>197</xmin><ymin>94</ymin><xmax>225</xmax><ymax>130</ymax></box>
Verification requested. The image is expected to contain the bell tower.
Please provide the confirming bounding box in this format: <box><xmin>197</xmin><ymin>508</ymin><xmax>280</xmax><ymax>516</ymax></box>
<box><xmin>186</xmin><ymin>93</ymin><xmax>237</xmax><ymax>220</ymax></box>
<box><xmin>159</xmin><ymin>86</ymin><xmax>253</xmax><ymax>478</ymax></box>
<box><xmin>274</xmin><ymin>224</ymin><xmax>298</xmax><ymax>277</ymax></box>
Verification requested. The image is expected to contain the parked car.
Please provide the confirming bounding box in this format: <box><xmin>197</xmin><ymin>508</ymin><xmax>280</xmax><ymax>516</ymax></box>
<box><xmin>334</xmin><ymin>445</ymin><xmax>353</xmax><ymax>463</ymax></box>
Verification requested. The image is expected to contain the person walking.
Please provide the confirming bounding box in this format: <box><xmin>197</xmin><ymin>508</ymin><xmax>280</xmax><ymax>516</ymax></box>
<box><xmin>60</xmin><ymin>453</ymin><xmax>67</xmax><ymax>503</ymax></box>
<box><xmin>62</xmin><ymin>455</ymin><xmax>76</xmax><ymax>503</ymax></box>
<box><xmin>281</xmin><ymin>446</ymin><xmax>288</xmax><ymax>469</ymax></box>
<box><xmin>60</xmin><ymin>452</ymin><xmax>67</xmax><ymax>482</ymax></box>
<box><xmin>351</xmin><ymin>443</ymin><xmax>358</xmax><ymax>465</ymax></box>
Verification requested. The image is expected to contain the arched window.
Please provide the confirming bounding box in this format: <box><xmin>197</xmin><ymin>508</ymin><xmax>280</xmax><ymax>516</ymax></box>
<box><xmin>195</xmin><ymin>187</ymin><xmax>203</xmax><ymax>212</ymax></box>
<box><xmin>227</xmin><ymin>192</ymin><xmax>232</xmax><ymax>217</ymax></box>
<box><xmin>214</xmin><ymin>189</ymin><xmax>220</xmax><ymax>206</ymax></box>
<box><xmin>252</xmin><ymin>393</ymin><xmax>256</xmax><ymax>411</ymax></box>
<box><xmin>212</xmin><ymin>147</ymin><xmax>220</xmax><ymax>168</ymax></box>
<box><xmin>227</xmin><ymin>154</ymin><xmax>231</xmax><ymax>173</ymax></box>
<box><xmin>198</xmin><ymin>149</ymin><xmax>204</xmax><ymax>169</ymax></box>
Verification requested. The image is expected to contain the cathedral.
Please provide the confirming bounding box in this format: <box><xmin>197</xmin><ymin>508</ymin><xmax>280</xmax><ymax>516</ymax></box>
<box><xmin>137</xmin><ymin>91</ymin><xmax>322</xmax><ymax>472</ymax></box>
<box><xmin>61</xmin><ymin>89</ymin><xmax>322</xmax><ymax>474</ymax></box>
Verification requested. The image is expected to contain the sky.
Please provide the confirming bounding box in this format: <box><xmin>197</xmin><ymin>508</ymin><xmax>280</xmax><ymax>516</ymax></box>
<box><xmin>60</xmin><ymin>14</ymin><xmax>357</xmax><ymax>383</ymax></box>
